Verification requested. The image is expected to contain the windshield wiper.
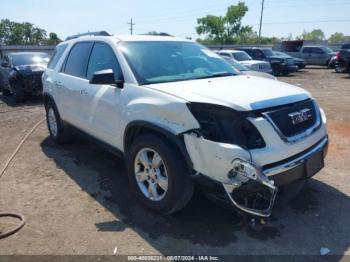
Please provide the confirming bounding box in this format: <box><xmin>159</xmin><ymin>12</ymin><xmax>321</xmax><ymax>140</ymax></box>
<box><xmin>196</xmin><ymin>72</ymin><xmax>236</xmax><ymax>80</ymax></box>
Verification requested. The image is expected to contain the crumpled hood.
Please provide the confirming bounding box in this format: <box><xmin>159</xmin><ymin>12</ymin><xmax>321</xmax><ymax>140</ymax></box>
<box><xmin>146</xmin><ymin>75</ymin><xmax>311</xmax><ymax>111</ymax></box>
<box><xmin>15</xmin><ymin>64</ymin><xmax>46</xmax><ymax>76</ymax></box>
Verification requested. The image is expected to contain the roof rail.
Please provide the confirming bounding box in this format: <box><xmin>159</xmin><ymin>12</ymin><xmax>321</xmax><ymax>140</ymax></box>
<box><xmin>140</xmin><ymin>32</ymin><xmax>173</xmax><ymax>37</ymax></box>
<box><xmin>65</xmin><ymin>31</ymin><xmax>111</xmax><ymax>41</ymax></box>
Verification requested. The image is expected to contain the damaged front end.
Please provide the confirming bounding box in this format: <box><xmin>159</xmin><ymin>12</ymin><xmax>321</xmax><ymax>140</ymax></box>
<box><xmin>223</xmin><ymin>159</ymin><xmax>277</xmax><ymax>217</ymax></box>
<box><xmin>184</xmin><ymin>102</ymin><xmax>278</xmax><ymax>217</ymax></box>
<box><xmin>184</xmin><ymin>133</ymin><xmax>277</xmax><ymax>217</ymax></box>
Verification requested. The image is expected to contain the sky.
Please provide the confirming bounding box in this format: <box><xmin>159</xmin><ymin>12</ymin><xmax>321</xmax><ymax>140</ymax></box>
<box><xmin>1</xmin><ymin>0</ymin><xmax>350</xmax><ymax>40</ymax></box>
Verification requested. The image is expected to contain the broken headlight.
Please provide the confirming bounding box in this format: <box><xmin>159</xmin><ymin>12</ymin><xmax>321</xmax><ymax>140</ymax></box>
<box><xmin>187</xmin><ymin>103</ymin><xmax>265</xmax><ymax>149</ymax></box>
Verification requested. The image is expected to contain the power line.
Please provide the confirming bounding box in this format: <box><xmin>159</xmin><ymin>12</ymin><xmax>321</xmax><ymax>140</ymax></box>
<box><xmin>253</xmin><ymin>18</ymin><xmax>350</xmax><ymax>26</ymax></box>
<box><xmin>266</xmin><ymin>1</ymin><xmax>350</xmax><ymax>9</ymax></box>
<box><xmin>258</xmin><ymin>0</ymin><xmax>265</xmax><ymax>39</ymax></box>
<box><xmin>127</xmin><ymin>18</ymin><xmax>135</xmax><ymax>35</ymax></box>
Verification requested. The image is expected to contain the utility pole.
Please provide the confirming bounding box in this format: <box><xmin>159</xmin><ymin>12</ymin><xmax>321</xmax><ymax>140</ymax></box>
<box><xmin>127</xmin><ymin>18</ymin><xmax>135</xmax><ymax>35</ymax></box>
<box><xmin>258</xmin><ymin>0</ymin><xmax>265</xmax><ymax>39</ymax></box>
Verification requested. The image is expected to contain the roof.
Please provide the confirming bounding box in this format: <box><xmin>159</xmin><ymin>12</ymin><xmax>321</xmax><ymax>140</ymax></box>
<box><xmin>64</xmin><ymin>34</ymin><xmax>192</xmax><ymax>44</ymax></box>
<box><xmin>219</xmin><ymin>50</ymin><xmax>245</xmax><ymax>53</ymax></box>
<box><xmin>8</xmin><ymin>51</ymin><xmax>49</xmax><ymax>56</ymax></box>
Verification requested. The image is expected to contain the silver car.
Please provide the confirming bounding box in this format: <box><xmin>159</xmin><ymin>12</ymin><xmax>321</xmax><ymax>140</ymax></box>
<box><xmin>222</xmin><ymin>56</ymin><xmax>276</xmax><ymax>80</ymax></box>
<box><xmin>217</xmin><ymin>50</ymin><xmax>272</xmax><ymax>74</ymax></box>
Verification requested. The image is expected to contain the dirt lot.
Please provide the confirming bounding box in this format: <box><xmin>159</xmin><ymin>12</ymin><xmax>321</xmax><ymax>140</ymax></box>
<box><xmin>0</xmin><ymin>67</ymin><xmax>349</xmax><ymax>257</ymax></box>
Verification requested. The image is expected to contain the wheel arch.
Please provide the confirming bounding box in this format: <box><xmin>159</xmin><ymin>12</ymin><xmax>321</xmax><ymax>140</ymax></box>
<box><xmin>124</xmin><ymin>121</ymin><xmax>193</xmax><ymax>171</ymax></box>
<box><xmin>43</xmin><ymin>92</ymin><xmax>55</xmax><ymax>108</ymax></box>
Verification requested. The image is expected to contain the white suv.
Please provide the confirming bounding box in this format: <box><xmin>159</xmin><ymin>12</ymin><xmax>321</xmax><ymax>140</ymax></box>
<box><xmin>42</xmin><ymin>32</ymin><xmax>328</xmax><ymax>217</ymax></box>
<box><xmin>217</xmin><ymin>50</ymin><xmax>272</xmax><ymax>74</ymax></box>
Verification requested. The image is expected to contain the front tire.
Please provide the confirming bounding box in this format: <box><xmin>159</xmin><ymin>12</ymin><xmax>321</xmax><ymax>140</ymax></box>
<box><xmin>45</xmin><ymin>100</ymin><xmax>73</xmax><ymax>144</ymax></box>
<box><xmin>126</xmin><ymin>133</ymin><xmax>194</xmax><ymax>214</ymax></box>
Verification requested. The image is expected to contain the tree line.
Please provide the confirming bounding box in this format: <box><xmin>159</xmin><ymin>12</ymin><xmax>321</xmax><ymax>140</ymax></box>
<box><xmin>196</xmin><ymin>2</ymin><xmax>350</xmax><ymax>45</ymax></box>
<box><xmin>0</xmin><ymin>19</ymin><xmax>61</xmax><ymax>45</ymax></box>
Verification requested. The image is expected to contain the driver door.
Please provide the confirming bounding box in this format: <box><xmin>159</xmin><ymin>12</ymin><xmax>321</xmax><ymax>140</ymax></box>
<box><xmin>79</xmin><ymin>42</ymin><xmax>124</xmax><ymax>148</ymax></box>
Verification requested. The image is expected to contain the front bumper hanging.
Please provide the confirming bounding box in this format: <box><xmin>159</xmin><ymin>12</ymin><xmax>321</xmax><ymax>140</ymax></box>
<box><xmin>223</xmin><ymin>159</ymin><xmax>278</xmax><ymax>217</ymax></box>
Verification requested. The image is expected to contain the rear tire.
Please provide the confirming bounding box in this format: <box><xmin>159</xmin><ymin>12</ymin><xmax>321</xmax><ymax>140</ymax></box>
<box><xmin>45</xmin><ymin>100</ymin><xmax>73</xmax><ymax>144</ymax></box>
<box><xmin>126</xmin><ymin>133</ymin><xmax>194</xmax><ymax>214</ymax></box>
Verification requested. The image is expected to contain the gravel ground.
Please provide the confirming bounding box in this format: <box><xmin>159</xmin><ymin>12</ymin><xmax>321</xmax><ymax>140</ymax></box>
<box><xmin>0</xmin><ymin>67</ymin><xmax>349</xmax><ymax>256</ymax></box>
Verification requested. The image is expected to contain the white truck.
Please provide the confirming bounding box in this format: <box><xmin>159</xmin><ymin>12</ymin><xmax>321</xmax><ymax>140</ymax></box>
<box><xmin>42</xmin><ymin>32</ymin><xmax>328</xmax><ymax>217</ymax></box>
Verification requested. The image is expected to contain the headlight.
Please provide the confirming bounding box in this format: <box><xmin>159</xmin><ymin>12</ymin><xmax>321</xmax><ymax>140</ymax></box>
<box><xmin>187</xmin><ymin>103</ymin><xmax>265</xmax><ymax>149</ymax></box>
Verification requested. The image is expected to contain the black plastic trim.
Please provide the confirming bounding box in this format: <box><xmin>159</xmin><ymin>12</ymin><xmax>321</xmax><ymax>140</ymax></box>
<box><xmin>124</xmin><ymin>121</ymin><xmax>193</xmax><ymax>171</ymax></box>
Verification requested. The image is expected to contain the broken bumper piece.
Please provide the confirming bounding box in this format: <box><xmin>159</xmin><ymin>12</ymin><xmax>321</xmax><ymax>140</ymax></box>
<box><xmin>223</xmin><ymin>159</ymin><xmax>278</xmax><ymax>217</ymax></box>
<box><xmin>184</xmin><ymin>134</ymin><xmax>278</xmax><ymax>217</ymax></box>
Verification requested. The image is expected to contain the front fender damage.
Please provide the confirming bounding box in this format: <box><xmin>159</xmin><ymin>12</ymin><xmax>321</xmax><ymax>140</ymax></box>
<box><xmin>184</xmin><ymin>133</ymin><xmax>277</xmax><ymax>217</ymax></box>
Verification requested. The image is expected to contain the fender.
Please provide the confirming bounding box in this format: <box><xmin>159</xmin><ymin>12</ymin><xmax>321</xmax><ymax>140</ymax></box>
<box><xmin>42</xmin><ymin>92</ymin><xmax>56</xmax><ymax>108</ymax></box>
<box><xmin>124</xmin><ymin>120</ymin><xmax>194</xmax><ymax>171</ymax></box>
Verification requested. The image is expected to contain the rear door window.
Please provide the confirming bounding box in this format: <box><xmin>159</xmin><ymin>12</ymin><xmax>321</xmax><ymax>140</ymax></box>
<box><xmin>63</xmin><ymin>42</ymin><xmax>93</xmax><ymax>78</ymax></box>
<box><xmin>302</xmin><ymin>47</ymin><xmax>312</xmax><ymax>53</ymax></box>
<box><xmin>312</xmin><ymin>47</ymin><xmax>324</xmax><ymax>54</ymax></box>
<box><xmin>48</xmin><ymin>44</ymin><xmax>68</xmax><ymax>69</ymax></box>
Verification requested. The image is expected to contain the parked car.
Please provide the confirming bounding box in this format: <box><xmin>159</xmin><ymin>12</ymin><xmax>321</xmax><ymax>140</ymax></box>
<box><xmin>274</xmin><ymin>51</ymin><xmax>306</xmax><ymax>70</ymax></box>
<box><xmin>222</xmin><ymin>56</ymin><xmax>276</xmax><ymax>80</ymax></box>
<box><xmin>216</xmin><ymin>50</ymin><xmax>272</xmax><ymax>74</ymax></box>
<box><xmin>237</xmin><ymin>47</ymin><xmax>298</xmax><ymax>76</ymax></box>
<box><xmin>328</xmin><ymin>55</ymin><xmax>338</xmax><ymax>69</ymax></box>
<box><xmin>336</xmin><ymin>43</ymin><xmax>350</xmax><ymax>75</ymax></box>
<box><xmin>0</xmin><ymin>52</ymin><xmax>50</xmax><ymax>102</ymax></box>
<box><xmin>286</xmin><ymin>46</ymin><xmax>335</xmax><ymax>66</ymax></box>
<box><xmin>43</xmin><ymin>32</ymin><xmax>328</xmax><ymax>218</ymax></box>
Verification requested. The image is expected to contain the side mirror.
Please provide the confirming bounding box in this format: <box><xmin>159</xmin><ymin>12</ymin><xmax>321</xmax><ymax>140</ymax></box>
<box><xmin>89</xmin><ymin>69</ymin><xmax>124</xmax><ymax>88</ymax></box>
<box><xmin>1</xmin><ymin>61</ymin><xmax>9</xmax><ymax>68</ymax></box>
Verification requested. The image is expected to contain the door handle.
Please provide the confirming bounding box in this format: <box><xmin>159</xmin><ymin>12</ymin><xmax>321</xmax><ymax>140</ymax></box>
<box><xmin>80</xmin><ymin>89</ymin><xmax>88</xmax><ymax>95</ymax></box>
<box><xmin>55</xmin><ymin>81</ymin><xmax>63</xmax><ymax>87</ymax></box>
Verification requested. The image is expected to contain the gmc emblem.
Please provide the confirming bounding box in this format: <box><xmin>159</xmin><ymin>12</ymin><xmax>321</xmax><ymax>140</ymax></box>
<box><xmin>288</xmin><ymin>108</ymin><xmax>312</xmax><ymax>125</ymax></box>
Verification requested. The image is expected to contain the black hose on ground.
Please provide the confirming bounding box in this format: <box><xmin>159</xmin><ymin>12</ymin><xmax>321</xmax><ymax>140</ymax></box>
<box><xmin>0</xmin><ymin>212</ymin><xmax>25</xmax><ymax>239</ymax></box>
<box><xmin>0</xmin><ymin>118</ymin><xmax>45</xmax><ymax>239</ymax></box>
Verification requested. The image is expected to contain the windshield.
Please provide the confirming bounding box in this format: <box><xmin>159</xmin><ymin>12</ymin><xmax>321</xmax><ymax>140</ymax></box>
<box><xmin>321</xmin><ymin>46</ymin><xmax>333</xmax><ymax>53</ymax></box>
<box><xmin>231</xmin><ymin>51</ymin><xmax>252</xmax><ymax>61</ymax></box>
<box><xmin>223</xmin><ymin>57</ymin><xmax>248</xmax><ymax>71</ymax></box>
<box><xmin>274</xmin><ymin>51</ymin><xmax>290</xmax><ymax>58</ymax></box>
<box><xmin>12</xmin><ymin>53</ymin><xmax>50</xmax><ymax>66</ymax></box>
<box><xmin>261</xmin><ymin>49</ymin><xmax>275</xmax><ymax>57</ymax></box>
<box><xmin>120</xmin><ymin>41</ymin><xmax>237</xmax><ymax>85</ymax></box>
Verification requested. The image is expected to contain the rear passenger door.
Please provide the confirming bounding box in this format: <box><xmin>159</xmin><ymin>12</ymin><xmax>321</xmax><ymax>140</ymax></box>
<box><xmin>311</xmin><ymin>47</ymin><xmax>326</xmax><ymax>65</ymax></box>
<box><xmin>56</xmin><ymin>42</ymin><xmax>93</xmax><ymax>130</ymax></box>
<box><xmin>301</xmin><ymin>47</ymin><xmax>313</xmax><ymax>64</ymax></box>
<box><xmin>82</xmin><ymin>42</ymin><xmax>124</xmax><ymax>147</ymax></box>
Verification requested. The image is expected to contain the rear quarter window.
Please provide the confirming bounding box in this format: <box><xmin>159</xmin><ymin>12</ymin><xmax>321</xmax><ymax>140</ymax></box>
<box><xmin>302</xmin><ymin>47</ymin><xmax>312</xmax><ymax>53</ymax></box>
<box><xmin>48</xmin><ymin>44</ymin><xmax>68</xmax><ymax>69</ymax></box>
<box><xmin>63</xmin><ymin>42</ymin><xmax>93</xmax><ymax>78</ymax></box>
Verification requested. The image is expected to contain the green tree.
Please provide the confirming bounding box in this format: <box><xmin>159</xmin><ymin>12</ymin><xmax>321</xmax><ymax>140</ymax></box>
<box><xmin>196</xmin><ymin>15</ymin><xmax>225</xmax><ymax>42</ymax></box>
<box><xmin>301</xmin><ymin>29</ymin><xmax>325</xmax><ymax>41</ymax></box>
<box><xmin>0</xmin><ymin>19</ymin><xmax>59</xmax><ymax>45</ymax></box>
<box><xmin>46</xmin><ymin>32</ymin><xmax>61</xmax><ymax>45</ymax></box>
<box><xmin>196</xmin><ymin>2</ymin><xmax>251</xmax><ymax>44</ymax></box>
<box><xmin>328</xmin><ymin>32</ymin><xmax>344</xmax><ymax>44</ymax></box>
